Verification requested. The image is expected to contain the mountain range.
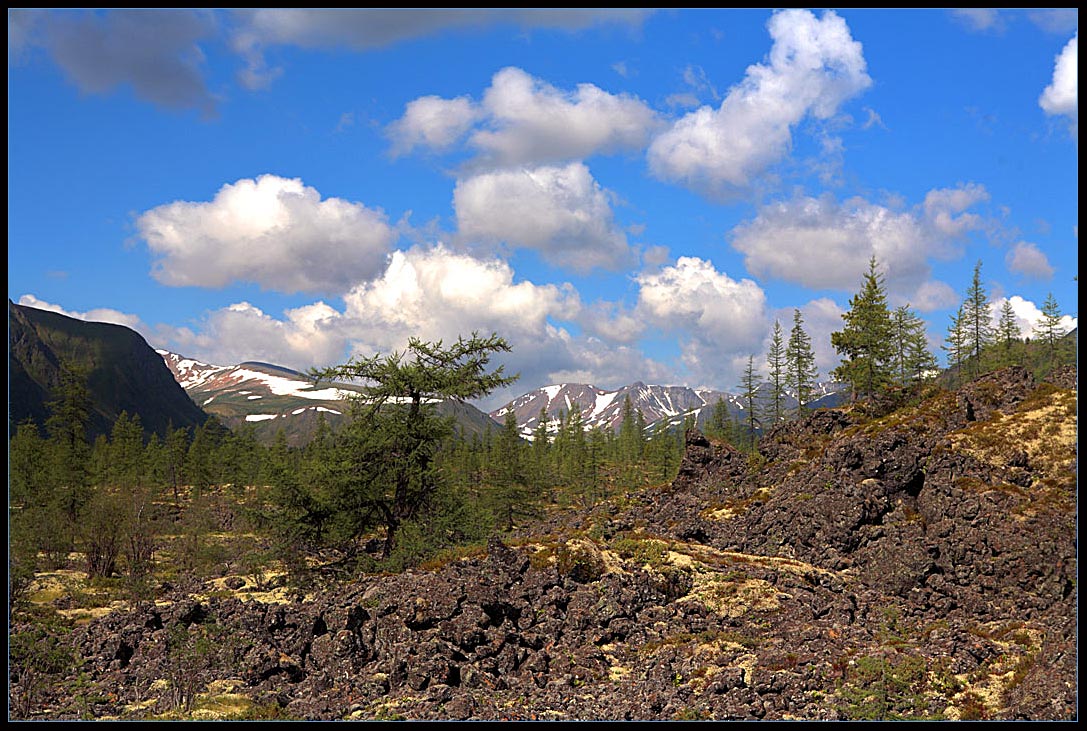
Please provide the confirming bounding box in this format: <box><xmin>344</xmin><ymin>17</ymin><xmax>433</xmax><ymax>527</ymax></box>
<box><xmin>489</xmin><ymin>380</ymin><xmax>846</xmax><ymax>440</ymax></box>
<box><xmin>157</xmin><ymin>350</ymin><xmax>500</xmax><ymax>446</ymax></box>
<box><xmin>8</xmin><ymin>299</ymin><xmax>846</xmax><ymax>447</ymax></box>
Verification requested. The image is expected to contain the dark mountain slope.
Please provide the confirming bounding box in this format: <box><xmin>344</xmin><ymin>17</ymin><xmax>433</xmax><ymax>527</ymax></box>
<box><xmin>8</xmin><ymin>301</ymin><xmax>207</xmax><ymax>440</ymax></box>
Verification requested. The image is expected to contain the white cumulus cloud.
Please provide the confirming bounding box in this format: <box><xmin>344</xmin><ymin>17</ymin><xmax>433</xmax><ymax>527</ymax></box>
<box><xmin>338</xmin><ymin>244</ymin><xmax>669</xmax><ymax>408</ymax></box>
<box><xmin>454</xmin><ymin>162</ymin><xmax>635</xmax><ymax>272</ymax></box>
<box><xmin>470</xmin><ymin>67</ymin><xmax>662</xmax><ymax>167</ymax></box>
<box><xmin>991</xmin><ymin>295</ymin><xmax>1077</xmax><ymax>340</ymax></box>
<box><xmin>389</xmin><ymin>67</ymin><xmax>661</xmax><ymax>167</ymax></box>
<box><xmin>136</xmin><ymin>174</ymin><xmax>396</xmax><ymax>294</ymax></box>
<box><xmin>1005</xmin><ymin>241</ymin><xmax>1056</xmax><ymax>279</ymax></box>
<box><xmin>1039</xmin><ymin>33</ymin><xmax>1078</xmax><ymax>139</ymax></box>
<box><xmin>386</xmin><ymin>95</ymin><xmax>481</xmax><ymax>157</ymax></box>
<box><xmin>635</xmin><ymin>256</ymin><xmax>769</xmax><ymax>384</ymax></box>
<box><xmin>647</xmin><ymin>9</ymin><xmax>871</xmax><ymax>197</ymax></box>
<box><xmin>158</xmin><ymin>301</ymin><xmax>349</xmax><ymax>370</ymax></box>
<box><xmin>729</xmin><ymin>185</ymin><xmax>990</xmax><ymax>309</ymax></box>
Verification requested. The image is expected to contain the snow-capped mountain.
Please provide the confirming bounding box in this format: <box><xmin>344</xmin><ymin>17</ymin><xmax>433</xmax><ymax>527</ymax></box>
<box><xmin>158</xmin><ymin>351</ymin><xmax>358</xmax><ymax>411</ymax></box>
<box><xmin>490</xmin><ymin>381</ymin><xmax>738</xmax><ymax>440</ymax></box>
<box><xmin>490</xmin><ymin>380</ymin><xmax>847</xmax><ymax>440</ymax></box>
<box><xmin>158</xmin><ymin>351</ymin><xmax>498</xmax><ymax>445</ymax></box>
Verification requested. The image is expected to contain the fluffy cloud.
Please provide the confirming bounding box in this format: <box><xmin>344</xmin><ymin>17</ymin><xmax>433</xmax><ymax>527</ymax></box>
<box><xmin>158</xmin><ymin>301</ymin><xmax>349</xmax><ymax>370</ymax></box>
<box><xmin>470</xmin><ymin>67</ymin><xmax>662</xmax><ymax>167</ymax></box>
<box><xmin>578</xmin><ymin>301</ymin><xmax>646</xmax><ymax>344</ymax></box>
<box><xmin>647</xmin><ymin>9</ymin><xmax>871</xmax><ymax>197</ymax></box>
<box><xmin>991</xmin><ymin>295</ymin><xmax>1077</xmax><ymax>340</ymax></box>
<box><xmin>17</xmin><ymin>294</ymin><xmax>147</xmax><ymax>332</ymax></box>
<box><xmin>338</xmin><ymin>245</ymin><xmax>595</xmax><ymax>406</ymax></box>
<box><xmin>150</xmin><ymin>245</ymin><xmax>632</xmax><ymax>408</ymax></box>
<box><xmin>1005</xmin><ymin>241</ymin><xmax>1055</xmax><ymax>279</ymax></box>
<box><xmin>389</xmin><ymin>67</ymin><xmax>661</xmax><ymax>168</ymax></box>
<box><xmin>635</xmin><ymin>257</ymin><xmax>769</xmax><ymax>384</ymax></box>
<box><xmin>921</xmin><ymin>183</ymin><xmax>990</xmax><ymax>238</ymax></box>
<box><xmin>136</xmin><ymin>174</ymin><xmax>396</xmax><ymax>294</ymax></box>
<box><xmin>728</xmin><ymin>185</ymin><xmax>990</xmax><ymax>308</ymax></box>
<box><xmin>910</xmin><ymin>281</ymin><xmax>960</xmax><ymax>312</ymax></box>
<box><xmin>12</xmin><ymin>9</ymin><xmax>217</xmax><ymax>115</ymax></box>
<box><xmin>1039</xmin><ymin>33</ymin><xmax>1078</xmax><ymax>139</ymax></box>
<box><xmin>233</xmin><ymin>9</ymin><xmax>652</xmax><ymax>90</ymax></box>
<box><xmin>386</xmin><ymin>95</ymin><xmax>481</xmax><ymax>157</ymax></box>
<box><xmin>342</xmin><ymin>244</ymin><xmax>580</xmax><ymax>345</ymax></box>
<box><xmin>454</xmin><ymin>162</ymin><xmax>635</xmax><ymax>272</ymax></box>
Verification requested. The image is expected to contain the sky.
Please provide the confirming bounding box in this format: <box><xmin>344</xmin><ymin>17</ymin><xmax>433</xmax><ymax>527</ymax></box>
<box><xmin>7</xmin><ymin>8</ymin><xmax>1079</xmax><ymax>411</ymax></box>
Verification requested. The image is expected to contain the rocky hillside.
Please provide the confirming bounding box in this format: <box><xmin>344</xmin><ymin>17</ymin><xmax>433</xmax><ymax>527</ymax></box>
<box><xmin>12</xmin><ymin>366</ymin><xmax>1076</xmax><ymax>720</ymax></box>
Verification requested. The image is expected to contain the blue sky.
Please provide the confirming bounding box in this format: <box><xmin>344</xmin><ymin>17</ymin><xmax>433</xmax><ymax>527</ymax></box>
<box><xmin>7</xmin><ymin>8</ymin><xmax>1079</xmax><ymax>409</ymax></box>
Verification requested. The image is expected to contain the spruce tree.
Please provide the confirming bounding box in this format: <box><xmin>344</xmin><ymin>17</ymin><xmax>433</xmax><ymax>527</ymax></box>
<box><xmin>943</xmin><ymin>305</ymin><xmax>968</xmax><ymax>388</ymax></box>
<box><xmin>1037</xmin><ymin>292</ymin><xmax>1066</xmax><ymax>349</ymax></box>
<box><xmin>705</xmin><ymin>397</ymin><xmax>733</xmax><ymax>443</ymax></box>
<box><xmin>45</xmin><ymin>366</ymin><xmax>92</xmax><ymax>521</ymax></box>
<box><xmin>530</xmin><ymin>408</ymin><xmax>552</xmax><ymax>501</ymax></box>
<box><xmin>890</xmin><ymin>305</ymin><xmax>937</xmax><ymax>387</ymax></box>
<box><xmin>492</xmin><ymin>410</ymin><xmax>535</xmax><ymax>530</ymax></box>
<box><xmin>995</xmin><ymin>299</ymin><xmax>1022</xmax><ymax>366</ymax></box>
<box><xmin>960</xmin><ymin>260</ymin><xmax>994</xmax><ymax>377</ymax></box>
<box><xmin>765</xmin><ymin>320</ymin><xmax>787</xmax><ymax>427</ymax></box>
<box><xmin>831</xmin><ymin>256</ymin><xmax>894</xmax><ymax>400</ymax></box>
<box><xmin>739</xmin><ymin>354</ymin><xmax>761</xmax><ymax>450</ymax></box>
<box><xmin>786</xmin><ymin>309</ymin><xmax>819</xmax><ymax>417</ymax></box>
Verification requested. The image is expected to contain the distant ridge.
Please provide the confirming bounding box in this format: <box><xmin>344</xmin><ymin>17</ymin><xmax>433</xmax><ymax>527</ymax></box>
<box><xmin>158</xmin><ymin>350</ymin><xmax>501</xmax><ymax>446</ymax></box>
<box><xmin>490</xmin><ymin>380</ymin><xmax>846</xmax><ymax>439</ymax></box>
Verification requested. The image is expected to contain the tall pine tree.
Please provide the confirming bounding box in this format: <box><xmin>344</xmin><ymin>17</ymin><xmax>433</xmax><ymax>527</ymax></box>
<box><xmin>960</xmin><ymin>260</ymin><xmax>994</xmax><ymax>378</ymax></box>
<box><xmin>1037</xmin><ymin>292</ymin><xmax>1066</xmax><ymax>350</ymax></box>
<box><xmin>943</xmin><ymin>305</ymin><xmax>968</xmax><ymax>388</ymax></box>
<box><xmin>890</xmin><ymin>305</ymin><xmax>937</xmax><ymax>387</ymax></box>
<box><xmin>831</xmin><ymin>256</ymin><xmax>894</xmax><ymax>400</ymax></box>
<box><xmin>738</xmin><ymin>354</ymin><xmax>761</xmax><ymax>449</ymax></box>
<box><xmin>786</xmin><ymin>309</ymin><xmax>819</xmax><ymax>418</ymax></box>
<box><xmin>765</xmin><ymin>320</ymin><xmax>787</xmax><ymax>427</ymax></box>
<box><xmin>995</xmin><ymin>299</ymin><xmax>1022</xmax><ymax>367</ymax></box>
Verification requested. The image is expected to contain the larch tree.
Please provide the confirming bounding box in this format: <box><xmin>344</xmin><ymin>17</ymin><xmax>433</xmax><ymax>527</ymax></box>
<box><xmin>310</xmin><ymin>332</ymin><xmax>517</xmax><ymax>558</ymax></box>
<box><xmin>891</xmin><ymin>305</ymin><xmax>937</xmax><ymax>387</ymax></box>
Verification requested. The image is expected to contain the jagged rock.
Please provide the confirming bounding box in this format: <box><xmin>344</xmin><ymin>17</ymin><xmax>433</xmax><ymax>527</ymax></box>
<box><xmin>11</xmin><ymin>367</ymin><xmax>1075</xmax><ymax>721</ymax></box>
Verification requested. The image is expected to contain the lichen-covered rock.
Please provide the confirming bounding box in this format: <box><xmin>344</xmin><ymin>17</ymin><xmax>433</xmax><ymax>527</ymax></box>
<box><xmin>11</xmin><ymin>367</ymin><xmax>1075</xmax><ymax>721</ymax></box>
